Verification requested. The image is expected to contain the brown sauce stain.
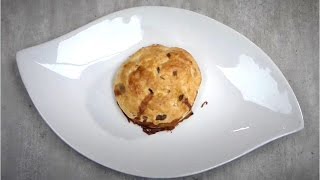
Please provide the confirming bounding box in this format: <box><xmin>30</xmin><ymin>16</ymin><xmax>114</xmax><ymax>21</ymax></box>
<box><xmin>201</xmin><ymin>101</ymin><xmax>208</xmax><ymax>108</ymax></box>
<box><xmin>117</xmin><ymin>100</ymin><xmax>194</xmax><ymax>135</ymax></box>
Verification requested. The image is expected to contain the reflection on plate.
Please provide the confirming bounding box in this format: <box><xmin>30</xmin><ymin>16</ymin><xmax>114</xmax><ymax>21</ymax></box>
<box><xmin>17</xmin><ymin>6</ymin><xmax>303</xmax><ymax>178</ymax></box>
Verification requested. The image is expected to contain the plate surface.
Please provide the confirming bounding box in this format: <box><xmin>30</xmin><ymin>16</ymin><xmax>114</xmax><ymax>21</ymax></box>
<box><xmin>16</xmin><ymin>6</ymin><xmax>303</xmax><ymax>178</ymax></box>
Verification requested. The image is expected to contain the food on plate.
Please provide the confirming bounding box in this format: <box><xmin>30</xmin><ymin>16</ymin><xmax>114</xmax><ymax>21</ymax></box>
<box><xmin>114</xmin><ymin>44</ymin><xmax>201</xmax><ymax>134</ymax></box>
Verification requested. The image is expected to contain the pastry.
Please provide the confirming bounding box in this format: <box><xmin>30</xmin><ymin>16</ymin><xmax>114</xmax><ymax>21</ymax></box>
<box><xmin>114</xmin><ymin>44</ymin><xmax>201</xmax><ymax>134</ymax></box>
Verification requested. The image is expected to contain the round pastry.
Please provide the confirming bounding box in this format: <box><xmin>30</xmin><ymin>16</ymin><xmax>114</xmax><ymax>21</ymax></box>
<box><xmin>114</xmin><ymin>44</ymin><xmax>201</xmax><ymax>134</ymax></box>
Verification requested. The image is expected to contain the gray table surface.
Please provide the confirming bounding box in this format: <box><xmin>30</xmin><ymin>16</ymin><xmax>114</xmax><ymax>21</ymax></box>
<box><xmin>2</xmin><ymin>0</ymin><xmax>319</xmax><ymax>179</ymax></box>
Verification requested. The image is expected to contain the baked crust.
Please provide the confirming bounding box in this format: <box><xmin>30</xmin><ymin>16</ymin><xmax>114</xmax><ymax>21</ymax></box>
<box><xmin>114</xmin><ymin>44</ymin><xmax>201</xmax><ymax>134</ymax></box>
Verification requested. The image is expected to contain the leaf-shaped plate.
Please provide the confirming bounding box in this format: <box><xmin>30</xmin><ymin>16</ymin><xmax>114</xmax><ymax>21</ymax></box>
<box><xmin>17</xmin><ymin>6</ymin><xmax>303</xmax><ymax>178</ymax></box>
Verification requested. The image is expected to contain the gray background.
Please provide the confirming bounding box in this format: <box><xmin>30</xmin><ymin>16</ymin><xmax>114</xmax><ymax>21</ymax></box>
<box><xmin>2</xmin><ymin>0</ymin><xmax>319</xmax><ymax>179</ymax></box>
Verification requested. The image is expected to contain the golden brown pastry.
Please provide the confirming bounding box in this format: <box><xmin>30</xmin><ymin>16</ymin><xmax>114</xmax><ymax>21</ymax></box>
<box><xmin>114</xmin><ymin>44</ymin><xmax>201</xmax><ymax>134</ymax></box>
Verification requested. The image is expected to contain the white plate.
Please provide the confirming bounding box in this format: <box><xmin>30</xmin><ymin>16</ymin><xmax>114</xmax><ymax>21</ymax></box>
<box><xmin>17</xmin><ymin>6</ymin><xmax>303</xmax><ymax>178</ymax></box>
